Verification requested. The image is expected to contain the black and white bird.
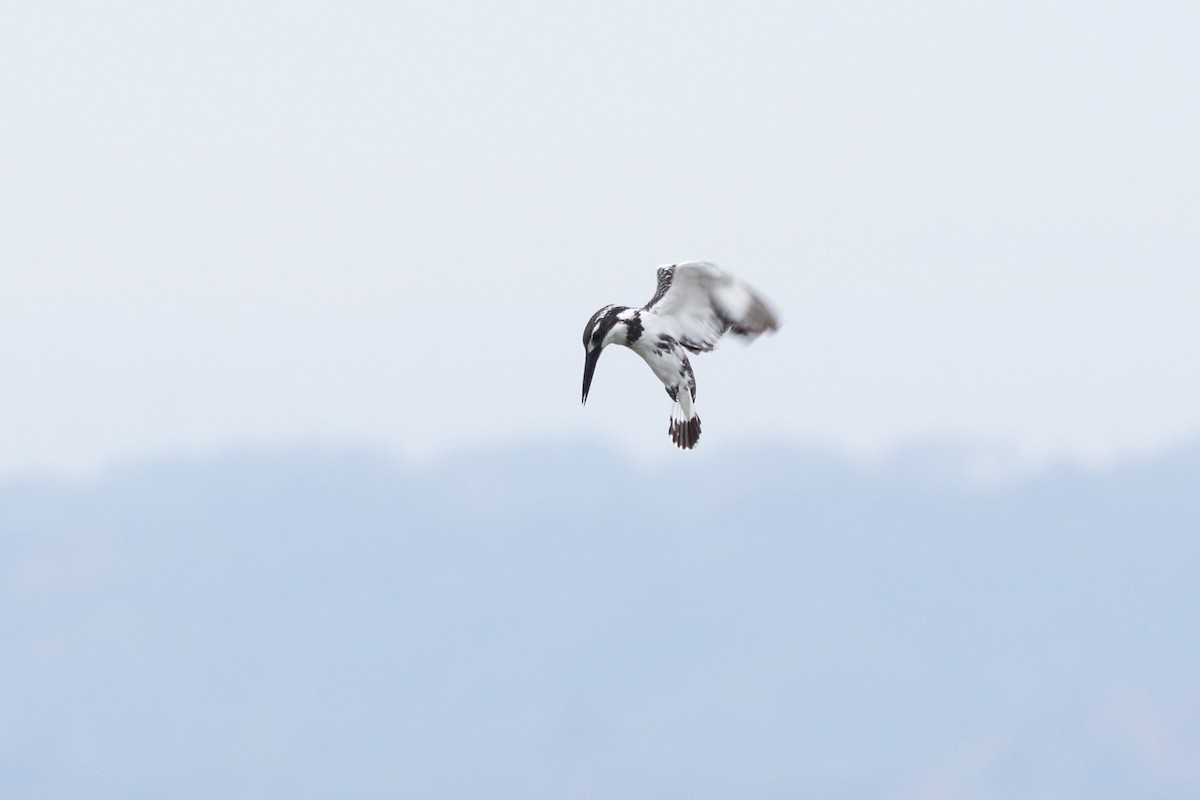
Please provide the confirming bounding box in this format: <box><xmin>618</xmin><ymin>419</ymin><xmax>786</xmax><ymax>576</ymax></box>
<box><xmin>581</xmin><ymin>261</ymin><xmax>779</xmax><ymax>449</ymax></box>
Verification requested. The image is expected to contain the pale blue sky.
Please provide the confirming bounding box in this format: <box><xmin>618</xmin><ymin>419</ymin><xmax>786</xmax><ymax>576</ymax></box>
<box><xmin>2</xmin><ymin>1</ymin><xmax>1198</xmax><ymax>476</ymax></box>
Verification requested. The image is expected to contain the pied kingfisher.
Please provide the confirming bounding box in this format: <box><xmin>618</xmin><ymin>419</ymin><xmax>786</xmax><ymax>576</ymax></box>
<box><xmin>581</xmin><ymin>261</ymin><xmax>779</xmax><ymax>449</ymax></box>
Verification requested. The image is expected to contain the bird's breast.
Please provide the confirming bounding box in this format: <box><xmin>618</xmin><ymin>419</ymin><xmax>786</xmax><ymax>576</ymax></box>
<box><xmin>632</xmin><ymin>337</ymin><xmax>688</xmax><ymax>388</ymax></box>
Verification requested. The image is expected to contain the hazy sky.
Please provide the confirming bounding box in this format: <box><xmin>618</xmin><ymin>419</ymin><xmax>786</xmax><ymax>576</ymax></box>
<box><xmin>2</xmin><ymin>1</ymin><xmax>1198</xmax><ymax>476</ymax></box>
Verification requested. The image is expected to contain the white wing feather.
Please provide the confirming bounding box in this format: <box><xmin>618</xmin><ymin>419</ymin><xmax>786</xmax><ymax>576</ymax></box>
<box><xmin>645</xmin><ymin>262</ymin><xmax>778</xmax><ymax>352</ymax></box>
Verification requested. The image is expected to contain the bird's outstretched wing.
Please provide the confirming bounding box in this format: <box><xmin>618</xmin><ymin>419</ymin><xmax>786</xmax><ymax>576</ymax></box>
<box><xmin>643</xmin><ymin>262</ymin><xmax>778</xmax><ymax>353</ymax></box>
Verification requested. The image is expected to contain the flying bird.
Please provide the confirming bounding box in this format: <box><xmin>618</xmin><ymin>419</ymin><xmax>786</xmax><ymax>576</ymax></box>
<box><xmin>581</xmin><ymin>261</ymin><xmax>779</xmax><ymax>449</ymax></box>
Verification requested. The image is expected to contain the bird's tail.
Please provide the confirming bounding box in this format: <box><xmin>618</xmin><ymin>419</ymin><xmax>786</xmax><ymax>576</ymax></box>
<box><xmin>669</xmin><ymin>400</ymin><xmax>701</xmax><ymax>450</ymax></box>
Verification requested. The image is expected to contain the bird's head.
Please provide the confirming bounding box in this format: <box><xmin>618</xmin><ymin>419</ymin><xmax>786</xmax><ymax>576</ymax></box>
<box><xmin>581</xmin><ymin>305</ymin><xmax>633</xmax><ymax>405</ymax></box>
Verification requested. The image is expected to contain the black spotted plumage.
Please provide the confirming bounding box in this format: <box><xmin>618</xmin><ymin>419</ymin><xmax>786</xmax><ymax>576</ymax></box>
<box><xmin>680</xmin><ymin>358</ymin><xmax>696</xmax><ymax>400</ymax></box>
<box><xmin>642</xmin><ymin>264</ymin><xmax>676</xmax><ymax>310</ymax></box>
<box><xmin>624</xmin><ymin>313</ymin><xmax>643</xmax><ymax>345</ymax></box>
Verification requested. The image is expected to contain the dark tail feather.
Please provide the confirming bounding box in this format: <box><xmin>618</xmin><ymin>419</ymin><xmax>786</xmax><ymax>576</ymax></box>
<box><xmin>669</xmin><ymin>414</ymin><xmax>702</xmax><ymax>450</ymax></box>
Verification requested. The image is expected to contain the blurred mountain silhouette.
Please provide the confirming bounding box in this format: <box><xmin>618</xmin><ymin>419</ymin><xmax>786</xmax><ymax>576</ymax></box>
<box><xmin>2</xmin><ymin>442</ymin><xmax>1198</xmax><ymax>799</ymax></box>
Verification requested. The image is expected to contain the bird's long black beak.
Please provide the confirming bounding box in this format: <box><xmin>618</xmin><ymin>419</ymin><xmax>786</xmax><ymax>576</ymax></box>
<box><xmin>581</xmin><ymin>348</ymin><xmax>601</xmax><ymax>405</ymax></box>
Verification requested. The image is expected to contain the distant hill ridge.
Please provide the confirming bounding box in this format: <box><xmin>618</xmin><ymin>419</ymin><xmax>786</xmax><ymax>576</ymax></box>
<box><xmin>2</xmin><ymin>441</ymin><xmax>1198</xmax><ymax>799</ymax></box>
